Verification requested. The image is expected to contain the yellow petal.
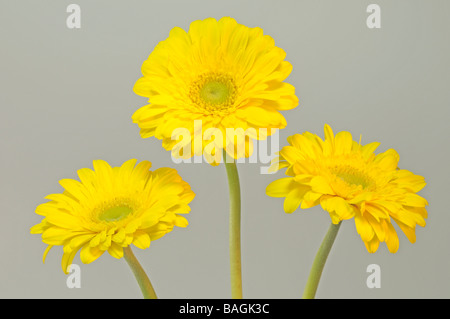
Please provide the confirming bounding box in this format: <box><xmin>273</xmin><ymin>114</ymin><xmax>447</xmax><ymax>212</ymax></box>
<box><xmin>393</xmin><ymin>217</ymin><xmax>416</xmax><ymax>243</ymax></box>
<box><xmin>42</xmin><ymin>227</ymin><xmax>75</xmax><ymax>245</ymax></box>
<box><xmin>394</xmin><ymin>170</ymin><xmax>426</xmax><ymax>192</ymax></box>
<box><xmin>334</xmin><ymin>131</ymin><xmax>353</xmax><ymax>156</ymax></box>
<box><xmin>384</xmin><ymin>221</ymin><xmax>400</xmax><ymax>253</ymax></box>
<box><xmin>112</xmin><ymin>228</ymin><xmax>126</xmax><ymax>244</ymax></box>
<box><xmin>321</xmin><ymin>196</ymin><xmax>354</xmax><ymax>220</ymax></box>
<box><xmin>374</xmin><ymin>149</ymin><xmax>400</xmax><ymax>171</ymax></box>
<box><xmin>310</xmin><ymin>176</ymin><xmax>335</xmax><ymax>195</ymax></box>
<box><xmin>236</xmin><ymin>106</ymin><xmax>287</xmax><ymax>128</ymax></box>
<box><xmin>363</xmin><ymin>237</ymin><xmax>380</xmax><ymax>253</ymax></box>
<box><xmin>174</xmin><ymin>215</ymin><xmax>189</xmax><ymax>227</ymax></box>
<box><xmin>69</xmin><ymin>234</ymin><xmax>96</xmax><ymax>251</ymax></box>
<box><xmin>265</xmin><ymin>177</ymin><xmax>296</xmax><ymax>197</ymax></box>
<box><xmin>80</xmin><ymin>244</ymin><xmax>105</xmax><ymax>264</ymax></box>
<box><xmin>45</xmin><ymin>212</ymin><xmax>83</xmax><ymax>230</ymax></box>
<box><xmin>92</xmin><ymin>160</ymin><xmax>113</xmax><ymax>192</ymax></box>
<box><xmin>283</xmin><ymin>186</ymin><xmax>309</xmax><ymax>213</ymax></box>
<box><xmin>323</xmin><ymin>124</ymin><xmax>334</xmax><ymax>145</ymax></box>
<box><xmin>117</xmin><ymin>158</ymin><xmax>138</xmax><ymax>185</ymax></box>
<box><xmin>360</xmin><ymin>142</ymin><xmax>380</xmax><ymax>159</ymax></box>
<box><xmin>76</xmin><ymin>168</ymin><xmax>96</xmax><ymax>192</ymax></box>
<box><xmin>133</xmin><ymin>232</ymin><xmax>151</xmax><ymax>249</ymax></box>
<box><xmin>108</xmin><ymin>242</ymin><xmax>124</xmax><ymax>259</ymax></box>
<box><xmin>300</xmin><ymin>191</ymin><xmax>322</xmax><ymax>209</ymax></box>
<box><xmin>402</xmin><ymin>193</ymin><xmax>428</xmax><ymax>207</ymax></box>
<box><xmin>279</xmin><ymin>146</ymin><xmax>304</xmax><ymax>165</ymax></box>
<box><xmin>354</xmin><ymin>213</ymin><xmax>375</xmax><ymax>242</ymax></box>
<box><xmin>404</xmin><ymin>205</ymin><xmax>428</xmax><ymax>221</ymax></box>
<box><xmin>61</xmin><ymin>249</ymin><xmax>78</xmax><ymax>274</ymax></box>
<box><xmin>30</xmin><ymin>222</ymin><xmax>46</xmax><ymax>234</ymax></box>
<box><xmin>42</xmin><ymin>245</ymin><xmax>53</xmax><ymax>264</ymax></box>
<box><xmin>364</xmin><ymin>204</ymin><xmax>390</xmax><ymax>221</ymax></box>
<box><xmin>365</xmin><ymin>213</ymin><xmax>386</xmax><ymax>242</ymax></box>
<box><xmin>59</xmin><ymin>179</ymin><xmax>89</xmax><ymax>201</ymax></box>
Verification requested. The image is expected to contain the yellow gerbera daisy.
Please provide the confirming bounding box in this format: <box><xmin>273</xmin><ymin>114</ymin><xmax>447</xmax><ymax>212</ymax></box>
<box><xmin>30</xmin><ymin>159</ymin><xmax>195</xmax><ymax>274</ymax></box>
<box><xmin>132</xmin><ymin>17</ymin><xmax>298</xmax><ymax>164</ymax></box>
<box><xmin>266</xmin><ymin>124</ymin><xmax>428</xmax><ymax>253</ymax></box>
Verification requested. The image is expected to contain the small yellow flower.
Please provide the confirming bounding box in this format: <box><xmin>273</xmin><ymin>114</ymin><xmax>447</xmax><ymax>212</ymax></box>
<box><xmin>266</xmin><ymin>124</ymin><xmax>428</xmax><ymax>253</ymax></box>
<box><xmin>30</xmin><ymin>159</ymin><xmax>195</xmax><ymax>273</ymax></box>
<box><xmin>132</xmin><ymin>17</ymin><xmax>298</xmax><ymax>164</ymax></box>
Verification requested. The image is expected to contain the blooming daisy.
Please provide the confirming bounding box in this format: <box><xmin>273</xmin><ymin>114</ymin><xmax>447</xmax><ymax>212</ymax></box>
<box><xmin>30</xmin><ymin>159</ymin><xmax>195</xmax><ymax>274</ymax></box>
<box><xmin>132</xmin><ymin>17</ymin><xmax>298</xmax><ymax>164</ymax></box>
<box><xmin>266</xmin><ymin>124</ymin><xmax>428</xmax><ymax>253</ymax></box>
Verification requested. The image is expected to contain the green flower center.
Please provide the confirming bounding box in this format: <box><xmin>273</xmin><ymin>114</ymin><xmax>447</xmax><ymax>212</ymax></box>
<box><xmin>332</xmin><ymin>165</ymin><xmax>374</xmax><ymax>189</ymax></box>
<box><xmin>190</xmin><ymin>73</ymin><xmax>237</xmax><ymax>113</ymax></box>
<box><xmin>200</xmin><ymin>81</ymin><xmax>231</xmax><ymax>105</ymax></box>
<box><xmin>98</xmin><ymin>204</ymin><xmax>133</xmax><ymax>222</ymax></box>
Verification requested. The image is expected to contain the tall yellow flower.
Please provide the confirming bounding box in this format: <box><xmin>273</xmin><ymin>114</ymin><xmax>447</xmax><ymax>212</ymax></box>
<box><xmin>30</xmin><ymin>159</ymin><xmax>195</xmax><ymax>274</ymax></box>
<box><xmin>132</xmin><ymin>17</ymin><xmax>298</xmax><ymax>164</ymax></box>
<box><xmin>266</xmin><ymin>124</ymin><xmax>428</xmax><ymax>253</ymax></box>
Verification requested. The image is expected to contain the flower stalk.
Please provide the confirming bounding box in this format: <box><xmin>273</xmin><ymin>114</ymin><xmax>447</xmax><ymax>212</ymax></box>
<box><xmin>123</xmin><ymin>246</ymin><xmax>158</xmax><ymax>299</ymax></box>
<box><xmin>302</xmin><ymin>221</ymin><xmax>341</xmax><ymax>299</ymax></box>
<box><xmin>223</xmin><ymin>149</ymin><xmax>243</xmax><ymax>299</ymax></box>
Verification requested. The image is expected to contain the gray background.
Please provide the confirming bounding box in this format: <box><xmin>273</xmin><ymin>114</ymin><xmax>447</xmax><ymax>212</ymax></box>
<box><xmin>1</xmin><ymin>0</ymin><xmax>449</xmax><ymax>298</ymax></box>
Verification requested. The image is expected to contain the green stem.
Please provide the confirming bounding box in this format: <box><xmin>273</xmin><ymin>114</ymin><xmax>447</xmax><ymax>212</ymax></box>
<box><xmin>123</xmin><ymin>245</ymin><xmax>158</xmax><ymax>299</ymax></box>
<box><xmin>223</xmin><ymin>149</ymin><xmax>243</xmax><ymax>299</ymax></box>
<box><xmin>302</xmin><ymin>222</ymin><xmax>341</xmax><ymax>299</ymax></box>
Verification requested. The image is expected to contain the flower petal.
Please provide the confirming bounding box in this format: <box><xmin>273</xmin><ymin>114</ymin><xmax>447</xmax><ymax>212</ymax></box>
<box><xmin>283</xmin><ymin>186</ymin><xmax>309</xmax><ymax>213</ymax></box>
<box><xmin>266</xmin><ymin>177</ymin><xmax>297</xmax><ymax>197</ymax></box>
<box><xmin>80</xmin><ymin>244</ymin><xmax>105</xmax><ymax>264</ymax></box>
<box><xmin>133</xmin><ymin>232</ymin><xmax>151</xmax><ymax>249</ymax></box>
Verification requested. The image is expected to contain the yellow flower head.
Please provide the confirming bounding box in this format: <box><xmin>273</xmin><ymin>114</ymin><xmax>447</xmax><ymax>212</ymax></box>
<box><xmin>266</xmin><ymin>124</ymin><xmax>428</xmax><ymax>253</ymax></box>
<box><xmin>132</xmin><ymin>17</ymin><xmax>298</xmax><ymax>164</ymax></box>
<box><xmin>30</xmin><ymin>159</ymin><xmax>195</xmax><ymax>273</ymax></box>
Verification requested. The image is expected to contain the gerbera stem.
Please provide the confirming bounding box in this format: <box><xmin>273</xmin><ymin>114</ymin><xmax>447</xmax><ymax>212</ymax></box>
<box><xmin>302</xmin><ymin>221</ymin><xmax>341</xmax><ymax>299</ymax></box>
<box><xmin>123</xmin><ymin>246</ymin><xmax>157</xmax><ymax>299</ymax></box>
<box><xmin>223</xmin><ymin>149</ymin><xmax>243</xmax><ymax>299</ymax></box>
